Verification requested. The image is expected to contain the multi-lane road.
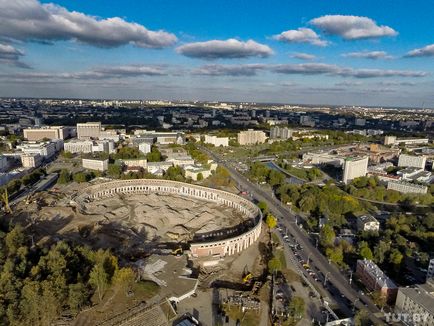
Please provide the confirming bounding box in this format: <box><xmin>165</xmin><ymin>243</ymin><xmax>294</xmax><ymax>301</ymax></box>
<box><xmin>201</xmin><ymin>146</ymin><xmax>385</xmax><ymax>325</ymax></box>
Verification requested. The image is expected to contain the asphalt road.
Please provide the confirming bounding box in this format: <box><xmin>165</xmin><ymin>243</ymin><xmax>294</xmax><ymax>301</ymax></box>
<box><xmin>202</xmin><ymin>146</ymin><xmax>385</xmax><ymax>325</ymax></box>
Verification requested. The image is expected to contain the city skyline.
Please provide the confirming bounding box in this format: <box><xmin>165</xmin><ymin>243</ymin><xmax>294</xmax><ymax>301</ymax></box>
<box><xmin>1</xmin><ymin>0</ymin><xmax>434</xmax><ymax>107</ymax></box>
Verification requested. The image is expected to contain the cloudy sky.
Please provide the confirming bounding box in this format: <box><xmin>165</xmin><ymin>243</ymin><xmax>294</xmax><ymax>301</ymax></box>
<box><xmin>0</xmin><ymin>0</ymin><xmax>434</xmax><ymax>107</ymax></box>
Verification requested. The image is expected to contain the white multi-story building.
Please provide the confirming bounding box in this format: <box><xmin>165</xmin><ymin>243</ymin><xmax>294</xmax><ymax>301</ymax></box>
<box><xmin>77</xmin><ymin>122</ymin><xmax>101</xmax><ymax>139</ymax></box>
<box><xmin>342</xmin><ymin>156</ymin><xmax>369</xmax><ymax>184</ymax></box>
<box><xmin>394</xmin><ymin>279</ymin><xmax>434</xmax><ymax>326</ymax></box>
<box><xmin>64</xmin><ymin>139</ymin><xmax>115</xmax><ymax>154</ymax></box>
<box><xmin>21</xmin><ymin>153</ymin><xmax>42</xmax><ymax>168</ymax></box>
<box><xmin>398</xmin><ymin>154</ymin><xmax>427</xmax><ymax>169</ymax></box>
<box><xmin>16</xmin><ymin>141</ymin><xmax>57</xmax><ymax>159</ymax></box>
<box><xmin>384</xmin><ymin>135</ymin><xmax>429</xmax><ymax>146</ymax></box>
<box><xmin>357</xmin><ymin>215</ymin><xmax>380</xmax><ymax>232</ymax></box>
<box><xmin>204</xmin><ymin>135</ymin><xmax>229</xmax><ymax>147</ymax></box>
<box><xmin>270</xmin><ymin>126</ymin><xmax>293</xmax><ymax>139</ymax></box>
<box><xmin>387</xmin><ymin>180</ymin><xmax>428</xmax><ymax>194</ymax></box>
<box><xmin>23</xmin><ymin>126</ymin><xmax>74</xmax><ymax>141</ymax></box>
<box><xmin>82</xmin><ymin>158</ymin><xmax>108</xmax><ymax>171</ymax></box>
<box><xmin>237</xmin><ymin>129</ymin><xmax>266</xmax><ymax>145</ymax></box>
<box><xmin>303</xmin><ymin>152</ymin><xmax>345</xmax><ymax>167</ymax></box>
<box><xmin>139</xmin><ymin>142</ymin><xmax>152</xmax><ymax>154</ymax></box>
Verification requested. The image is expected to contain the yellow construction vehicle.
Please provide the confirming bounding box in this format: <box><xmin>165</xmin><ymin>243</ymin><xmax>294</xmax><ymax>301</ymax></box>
<box><xmin>242</xmin><ymin>273</ymin><xmax>253</xmax><ymax>284</ymax></box>
<box><xmin>172</xmin><ymin>247</ymin><xmax>183</xmax><ymax>256</ymax></box>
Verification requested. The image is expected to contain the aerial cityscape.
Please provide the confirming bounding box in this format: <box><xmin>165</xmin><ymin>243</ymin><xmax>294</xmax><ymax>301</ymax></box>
<box><xmin>0</xmin><ymin>1</ymin><xmax>434</xmax><ymax>326</ymax></box>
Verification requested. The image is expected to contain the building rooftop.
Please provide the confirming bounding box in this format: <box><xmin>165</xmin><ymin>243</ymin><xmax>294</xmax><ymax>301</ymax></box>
<box><xmin>358</xmin><ymin>215</ymin><xmax>379</xmax><ymax>224</ymax></box>
<box><xmin>358</xmin><ymin>259</ymin><xmax>397</xmax><ymax>289</ymax></box>
<box><xmin>399</xmin><ymin>280</ymin><xmax>434</xmax><ymax>314</ymax></box>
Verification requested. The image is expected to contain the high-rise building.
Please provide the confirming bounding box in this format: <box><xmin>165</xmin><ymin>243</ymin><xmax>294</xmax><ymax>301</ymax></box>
<box><xmin>342</xmin><ymin>156</ymin><xmax>368</xmax><ymax>184</ymax></box>
<box><xmin>237</xmin><ymin>129</ymin><xmax>266</xmax><ymax>145</ymax></box>
<box><xmin>77</xmin><ymin>122</ymin><xmax>101</xmax><ymax>139</ymax></box>
<box><xmin>270</xmin><ymin>126</ymin><xmax>293</xmax><ymax>139</ymax></box>
<box><xmin>398</xmin><ymin>154</ymin><xmax>426</xmax><ymax>169</ymax></box>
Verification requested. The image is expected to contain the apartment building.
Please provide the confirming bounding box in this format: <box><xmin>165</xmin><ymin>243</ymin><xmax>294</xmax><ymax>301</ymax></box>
<box><xmin>270</xmin><ymin>126</ymin><xmax>293</xmax><ymax>140</ymax></box>
<box><xmin>21</xmin><ymin>153</ymin><xmax>42</xmax><ymax>168</ymax></box>
<box><xmin>342</xmin><ymin>156</ymin><xmax>369</xmax><ymax>184</ymax></box>
<box><xmin>356</xmin><ymin>259</ymin><xmax>398</xmax><ymax>304</ymax></box>
<box><xmin>387</xmin><ymin>180</ymin><xmax>428</xmax><ymax>194</ymax></box>
<box><xmin>77</xmin><ymin>122</ymin><xmax>101</xmax><ymax>139</ymax></box>
<box><xmin>394</xmin><ymin>279</ymin><xmax>434</xmax><ymax>326</ymax></box>
<box><xmin>237</xmin><ymin>129</ymin><xmax>266</xmax><ymax>145</ymax></box>
<box><xmin>398</xmin><ymin>154</ymin><xmax>426</xmax><ymax>169</ymax></box>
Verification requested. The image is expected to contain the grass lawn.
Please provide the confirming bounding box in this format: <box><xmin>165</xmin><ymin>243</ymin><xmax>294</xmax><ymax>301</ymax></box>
<box><xmin>223</xmin><ymin>304</ymin><xmax>261</xmax><ymax>326</ymax></box>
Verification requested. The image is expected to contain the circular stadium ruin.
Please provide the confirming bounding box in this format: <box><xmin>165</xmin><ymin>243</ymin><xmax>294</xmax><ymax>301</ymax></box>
<box><xmin>73</xmin><ymin>179</ymin><xmax>262</xmax><ymax>258</ymax></box>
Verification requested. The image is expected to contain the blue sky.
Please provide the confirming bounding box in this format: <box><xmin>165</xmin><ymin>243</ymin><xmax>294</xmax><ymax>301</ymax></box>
<box><xmin>0</xmin><ymin>0</ymin><xmax>434</xmax><ymax>107</ymax></box>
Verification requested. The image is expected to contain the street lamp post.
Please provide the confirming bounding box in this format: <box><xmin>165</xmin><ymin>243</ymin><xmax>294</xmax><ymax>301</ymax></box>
<box><xmin>349</xmin><ymin>271</ymin><xmax>353</xmax><ymax>285</ymax></box>
<box><xmin>324</xmin><ymin>272</ymin><xmax>330</xmax><ymax>287</ymax></box>
<box><xmin>307</xmin><ymin>253</ymin><xmax>312</xmax><ymax>265</ymax></box>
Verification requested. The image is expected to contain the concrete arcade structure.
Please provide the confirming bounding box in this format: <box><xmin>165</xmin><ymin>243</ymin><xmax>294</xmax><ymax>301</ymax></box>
<box><xmin>76</xmin><ymin>179</ymin><xmax>262</xmax><ymax>258</ymax></box>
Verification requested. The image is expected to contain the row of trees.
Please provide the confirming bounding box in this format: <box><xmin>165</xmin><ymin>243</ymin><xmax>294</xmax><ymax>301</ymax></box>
<box><xmin>347</xmin><ymin>176</ymin><xmax>434</xmax><ymax>205</ymax></box>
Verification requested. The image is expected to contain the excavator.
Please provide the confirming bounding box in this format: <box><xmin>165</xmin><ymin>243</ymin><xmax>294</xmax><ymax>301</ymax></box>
<box><xmin>171</xmin><ymin>246</ymin><xmax>183</xmax><ymax>257</ymax></box>
<box><xmin>242</xmin><ymin>265</ymin><xmax>253</xmax><ymax>285</ymax></box>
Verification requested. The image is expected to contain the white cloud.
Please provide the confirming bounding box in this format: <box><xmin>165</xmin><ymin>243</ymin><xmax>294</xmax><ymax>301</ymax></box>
<box><xmin>310</xmin><ymin>15</ymin><xmax>397</xmax><ymax>40</ymax></box>
<box><xmin>0</xmin><ymin>43</ymin><xmax>30</xmax><ymax>68</ymax></box>
<box><xmin>192</xmin><ymin>64</ymin><xmax>267</xmax><ymax>76</ymax></box>
<box><xmin>273</xmin><ymin>28</ymin><xmax>328</xmax><ymax>46</ymax></box>
<box><xmin>0</xmin><ymin>0</ymin><xmax>177</xmax><ymax>48</ymax></box>
<box><xmin>176</xmin><ymin>39</ymin><xmax>273</xmax><ymax>59</ymax></box>
<box><xmin>271</xmin><ymin>63</ymin><xmax>426</xmax><ymax>78</ymax></box>
<box><xmin>291</xmin><ymin>52</ymin><xmax>317</xmax><ymax>60</ymax></box>
<box><xmin>342</xmin><ymin>51</ymin><xmax>393</xmax><ymax>60</ymax></box>
<box><xmin>405</xmin><ymin>44</ymin><xmax>434</xmax><ymax>57</ymax></box>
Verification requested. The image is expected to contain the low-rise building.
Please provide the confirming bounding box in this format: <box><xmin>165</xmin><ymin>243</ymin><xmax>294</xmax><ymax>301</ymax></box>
<box><xmin>357</xmin><ymin>215</ymin><xmax>380</xmax><ymax>232</ymax></box>
<box><xmin>427</xmin><ymin>258</ymin><xmax>434</xmax><ymax>280</ymax></box>
<box><xmin>147</xmin><ymin>161</ymin><xmax>173</xmax><ymax>175</ymax></box>
<box><xmin>21</xmin><ymin>153</ymin><xmax>42</xmax><ymax>168</ymax></box>
<box><xmin>387</xmin><ymin>180</ymin><xmax>428</xmax><ymax>194</ymax></box>
<box><xmin>23</xmin><ymin>126</ymin><xmax>74</xmax><ymax>141</ymax></box>
<box><xmin>394</xmin><ymin>279</ymin><xmax>434</xmax><ymax>326</ymax></box>
<box><xmin>64</xmin><ymin>139</ymin><xmax>115</xmax><ymax>154</ymax></box>
<box><xmin>204</xmin><ymin>135</ymin><xmax>229</xmax><ymax>147</ymax></box>
<box><xmin>0</xmin><ymin>155</ymin><xmax>9</xmax><ymax>172</ymax></box>
<box><xmin>16</xmin><ymin>141</ymin><xmax>58</xmax><ymax>159</ymax></box>
<box><xmin>356</xmin><ymin>259</ymin><xmax>398</xmax><ymax>304</ymax></box>
<box><xmin>82</xmin><ymin>158</ymin><xmax>108</xmax><ymax>171</ymax></box>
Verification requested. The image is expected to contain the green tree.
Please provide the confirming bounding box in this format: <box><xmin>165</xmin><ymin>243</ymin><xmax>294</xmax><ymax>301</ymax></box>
<box><xmin>358</xmin><ymin>241</ymin><xmax>374</xmax><ymax>260</ymax></box>
<box><xmin>265</xmin><ymin>214</ymin><xmax>277</xmax><ymax>229</ymax></box>
<box><xmin>268</xmin><ymin>256</ymin><xmax>282</xmax><ymax>273</ymax></box>
<box><xmin>257</xmin><ymin>201</ymin><xmax>268</xmax><ymax>214</ymax></box>
<box><xmin>319</xmin><ymin>224</ymin><xmax>335</xmax><ymax>248</ymax></box>
<box><xmin>68</xmin><ymin>283</ymin><xmax>88</xmax><ymax>313</ymax></box>
<box><xmin>288</xmin><ymin>296</ymin><xmax>305</xmax><ymax>321</ymax></box>
<box><xmin>107</xmin><ymin>164</ymin><xmax>123</xmax><ymax>178</ymax></box>
<box><xmin>88</xmin><ymin>263</ymin><xmax>109</xmax><ymax>302</ymax></box>
<box><xmin>73</xmin><ymin>172</ymin><xmax>88</xmax><ymax>183</ymax></box>
<box><xmin>196</xmin><ymin>172</ymin><xmax>204</xmax><ymax>181</ymax></box>
<box><xmin>389</xmin><ymin>248</ymin><xmax>403</xmax><ymax>266</ymax></box>
<box><xmin>374</xmin><ymin>240</ymin><xmax>390</xmax><ymax>264</ymax></box>
<box><xmin>146</xmin><ymin>146</ymin><xmax>162</xmax><ymax>162</ymax></box>
<box><xmin>326</xmin><ymin>246</ymin><xmax>343</xmax><ymax>265</ymax></box>
<box><xmin>57</xmin><ymin>169</ymin><xmax>71</xmax><ymax>184</ymax></box>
